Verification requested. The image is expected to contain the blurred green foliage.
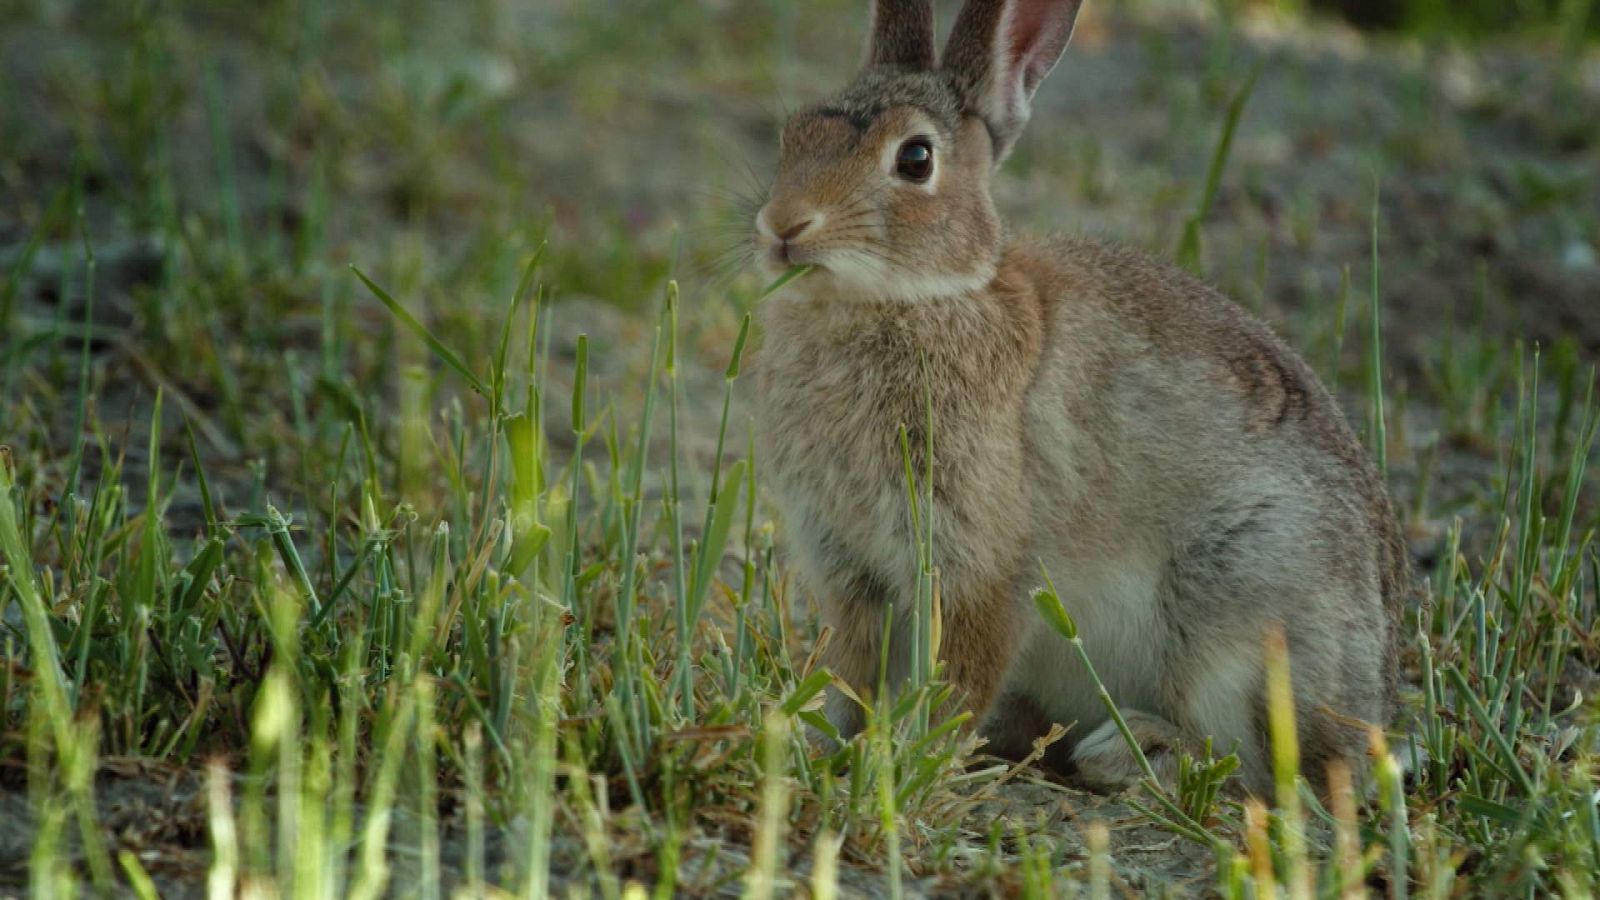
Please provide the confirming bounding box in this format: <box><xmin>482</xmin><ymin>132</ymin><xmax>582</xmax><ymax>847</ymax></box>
<box><xmin>1309</xmin><ymin>0</ymin><xmax>1599</xmax><ymax>37</ymax></box>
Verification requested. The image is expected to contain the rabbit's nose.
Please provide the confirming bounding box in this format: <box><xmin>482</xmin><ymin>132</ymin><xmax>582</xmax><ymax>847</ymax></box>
<box><xmin>777</xmin><ymin>218</ymin><xmax>815</xmax><ymax>242</ymax></box>
<box><xmin>758</xmin><ymin>204</ymin><xmax>821</xmax><ymax>243</ymax></box>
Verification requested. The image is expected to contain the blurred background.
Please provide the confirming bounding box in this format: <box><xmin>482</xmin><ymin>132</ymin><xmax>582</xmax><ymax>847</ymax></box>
<box><xmin>2</xmin><ymin>0</ymin><xmax>1597</xmax><ymax>544</ymax></box>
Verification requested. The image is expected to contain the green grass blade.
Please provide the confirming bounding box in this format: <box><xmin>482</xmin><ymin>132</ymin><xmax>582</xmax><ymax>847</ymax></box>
<box><xmin>351</xmin><ymin>265</ymin><xmax>489</xmax><ymax>397</ymax></box>
<box><xmin>755</xmin><ymin>264</ymin><xmax>813</xmax><ymax>302</ymax></box>
<box><xmin>1176</xmin><ymin>64</ymin><xmax>1260</xmax><ymax>273</ymax></box>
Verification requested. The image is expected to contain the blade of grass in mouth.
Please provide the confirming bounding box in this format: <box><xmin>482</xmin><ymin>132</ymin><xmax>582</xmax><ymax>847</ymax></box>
<box><xmin>756</xmin><ymin>265</ymin><xmax>814</xmax><ymax>302</ymax></box>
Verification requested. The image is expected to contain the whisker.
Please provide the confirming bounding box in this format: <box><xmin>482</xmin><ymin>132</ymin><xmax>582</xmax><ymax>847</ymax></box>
<box><xmin>842</xmin><ymin>244</ymin><xmax>911</xmax><ymax>275</ymax></box>
<box><xmin>696</xmin><ymin>243</ymin><xmax>761</xmax><ymax>288</ymax></box>
<box><xmin>814</xmin><ymin>225</ymin><xmax>880</xmax><ymax>239</ymax></box>
<box><xmin>826</xmin><ymin>208</ymin><xmax>880</xmax><ymax>228</ymax></box>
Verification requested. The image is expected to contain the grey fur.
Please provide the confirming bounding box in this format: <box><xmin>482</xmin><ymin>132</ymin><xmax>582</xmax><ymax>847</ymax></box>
<box><xmin>867</xmin><ymin>0</ymin><xmax>938</xmax><ymax>70</ymax></box>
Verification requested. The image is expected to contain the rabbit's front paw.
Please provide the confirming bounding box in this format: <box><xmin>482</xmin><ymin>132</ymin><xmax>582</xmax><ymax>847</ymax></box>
<box><xmin>1069</xmin><ymin>711</ymin><xmax>1183</xmax><ymax>793</ymax></box>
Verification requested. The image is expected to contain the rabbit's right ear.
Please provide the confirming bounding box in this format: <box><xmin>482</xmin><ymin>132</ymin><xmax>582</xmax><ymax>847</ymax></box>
<box><xmin>943</xmin><ymin>0</ymin><xmax>1084</xmax><ymax>162</ymax></box>
<box><xmin>866</xmin><ymin>0</ymin><xmax>937</xmax><ymax>69</ymax></box>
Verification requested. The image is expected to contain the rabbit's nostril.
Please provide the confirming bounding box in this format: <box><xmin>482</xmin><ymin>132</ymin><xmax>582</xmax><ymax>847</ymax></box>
<box><xmin>778</xmin><ymin>218</ymin><xmax>814</xmax><ymax>242</ymax></box>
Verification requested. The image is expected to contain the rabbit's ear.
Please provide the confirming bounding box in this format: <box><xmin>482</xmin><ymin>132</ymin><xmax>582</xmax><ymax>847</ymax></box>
<box><xmin>943</xmin><ymin>0</ymin><xmax>1083</xmax><ymax>161</ymax></box>
<box><xmin>866</xmin><ymin>0</ymin><xmax>937</xmax><ymax>69</ymax></box>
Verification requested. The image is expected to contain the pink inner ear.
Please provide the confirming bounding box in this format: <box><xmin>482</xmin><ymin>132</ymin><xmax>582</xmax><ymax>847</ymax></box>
<box><xmin>1007</xmin><ymin>2</ymin><xmax>1051</xmax><ymax>66</ymax></box>
<box><xmin>1006</xmin><ymin>0</ymin><xmax>1075</xmax><ymax>94</ymax></box>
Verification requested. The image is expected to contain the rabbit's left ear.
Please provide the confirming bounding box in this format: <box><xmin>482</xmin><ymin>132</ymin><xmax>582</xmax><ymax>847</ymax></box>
<box><xmin>866</xmin><ymin>0</ymin><xmax>937</xmax><ymax>69</ymax></box>
<box><xmin>943</xmin><ymin>0</ymin><xmax>1084</xmax><ymax>162</ymax></box>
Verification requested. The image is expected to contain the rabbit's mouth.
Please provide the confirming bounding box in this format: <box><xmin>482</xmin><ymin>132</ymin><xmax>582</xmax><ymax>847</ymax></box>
<box><xmin>752</xmin><ymin>240</ymin><xmax>814</xmax><ymax>278</ymax></box>
<box><xmin>769</xmin><ymin>241</ymin><xmax>818</xmax><ymax>269</ymax></box>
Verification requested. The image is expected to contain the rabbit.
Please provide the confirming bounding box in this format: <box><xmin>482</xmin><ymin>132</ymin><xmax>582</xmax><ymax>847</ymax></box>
<box><xmin>748</xmin><ymin>0</ymin><xmax>1408</xmax><ymax>795</ymax></box>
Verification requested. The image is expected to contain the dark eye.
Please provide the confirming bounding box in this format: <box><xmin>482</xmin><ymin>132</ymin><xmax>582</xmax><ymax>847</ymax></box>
<box><xmin>895</xmin><ymin>137</ymin><xmax>934</xmax><ymax>183</ymax></box>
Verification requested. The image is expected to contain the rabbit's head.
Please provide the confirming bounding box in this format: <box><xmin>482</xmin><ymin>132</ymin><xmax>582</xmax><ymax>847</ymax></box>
<box><xmin>755</xmin><ymin>0</ymin><xmax>1084</xmax><ymax>302</ymax></box>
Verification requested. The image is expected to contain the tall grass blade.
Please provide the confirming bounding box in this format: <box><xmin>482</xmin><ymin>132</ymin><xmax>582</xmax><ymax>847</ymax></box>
<box><xmin>351</xmin><ymin>265</ymin><xmax>490</xmax><ymax>396</ymax></box>
<box><xmin>1176</xmin><ymin>64</ymin><xmax>1261</xmax><ymax>273</ymax></box>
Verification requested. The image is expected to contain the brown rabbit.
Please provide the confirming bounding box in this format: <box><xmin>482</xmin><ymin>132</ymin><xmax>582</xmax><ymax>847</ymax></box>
<box><xmin>750</xmin><ymin>0</ymin><xmax>1407</xmax><ymax>794</ymax></box>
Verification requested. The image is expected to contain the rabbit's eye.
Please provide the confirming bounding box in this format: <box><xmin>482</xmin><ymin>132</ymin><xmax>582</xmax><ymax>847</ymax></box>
<box><xmin>894</xmin><ymin>138</ymin><xmax>934</xmax><ymax>183</ymax></box>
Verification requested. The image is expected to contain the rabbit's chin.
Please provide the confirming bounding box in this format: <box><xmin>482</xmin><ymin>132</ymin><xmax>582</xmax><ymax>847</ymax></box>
<box><xmin>769</xmin><ymin>255</ymin><xmax>996</xmax><ymax>305</ymax></box>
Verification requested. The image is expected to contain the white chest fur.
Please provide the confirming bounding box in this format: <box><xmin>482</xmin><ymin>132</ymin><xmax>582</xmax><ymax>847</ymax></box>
<box><xmin>753</xmin><ymin>293</ymin><xmax>1033</xmax><ymax>605</ymax></box>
